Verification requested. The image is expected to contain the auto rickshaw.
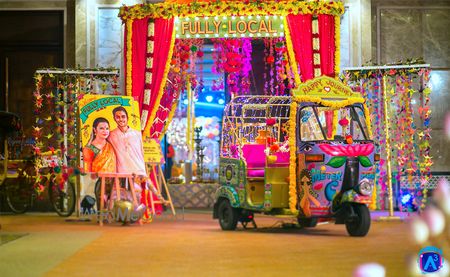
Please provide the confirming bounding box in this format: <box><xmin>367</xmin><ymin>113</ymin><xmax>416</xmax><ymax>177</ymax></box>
<box><xmin>213</xmin><ymin>76</ymin><xmax>378</xmax><ymax>237</ymax></box>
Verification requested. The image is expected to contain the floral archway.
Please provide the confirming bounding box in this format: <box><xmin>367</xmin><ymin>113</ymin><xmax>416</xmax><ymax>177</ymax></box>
<box><xmin>119</xmin><ymin>0</ymin><xmax>344</xmax><ymax>139</ymax></box>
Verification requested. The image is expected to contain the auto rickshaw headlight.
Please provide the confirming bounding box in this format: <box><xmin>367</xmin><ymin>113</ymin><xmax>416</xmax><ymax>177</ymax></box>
<box><xmin>356</xmin><ymin>179</ymin><xmax>372</xmax><ymax>196</ymax></box>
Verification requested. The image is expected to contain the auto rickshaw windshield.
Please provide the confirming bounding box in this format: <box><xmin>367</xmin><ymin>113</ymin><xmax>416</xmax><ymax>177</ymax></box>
<box><xmin>299</xmin><ymin>104</ymin><xmax>370</xmax><ymax>142</ymax></box>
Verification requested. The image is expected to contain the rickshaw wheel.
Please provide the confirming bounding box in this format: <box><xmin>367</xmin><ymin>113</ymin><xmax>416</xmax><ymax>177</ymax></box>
<box><xmin>5</xmin><ymin>179</ymin><xmax>31</xmax><ymax>214</ymax></box>
<box><xmin>218</xmin><ymin>199</ymin><xmax>239</xmax><ymax>231</ymax></box>
<box><xmin>297</xmin><ymin>217</ymin><xmax>318</xmax><ymax>228</ymax></box>
<box><xmin>49</xmin><ymin>179</ymin><xmax>76</xmax><ymax>217</ymax></box>
<box><xmin>345</xmin><ymin>204</ymin><xmax>371</xmax><ymax>237</ymax></box>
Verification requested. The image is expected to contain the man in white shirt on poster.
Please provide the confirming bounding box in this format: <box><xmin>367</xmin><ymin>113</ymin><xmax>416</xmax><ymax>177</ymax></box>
<box><xmin>109</xmin><ymin>106</ymin><xmax>146</xmax><ymax>176</ymax></box>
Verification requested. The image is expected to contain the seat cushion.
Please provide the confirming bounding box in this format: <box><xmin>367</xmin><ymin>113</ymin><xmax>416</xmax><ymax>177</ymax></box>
<box><xmin>247</xmin><ymin>169</ymin><xmax>265</xmax><ymax>178</ymax></box>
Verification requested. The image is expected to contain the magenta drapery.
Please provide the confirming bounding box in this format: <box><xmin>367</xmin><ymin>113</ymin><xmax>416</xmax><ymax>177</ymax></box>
<box><xmin>129</xmin><ymin>18</ymin><xmax>148</xmax><ymax>111</ymax></box>
<box><xmin>318</xmin><ymin>14</ymin><xmax>336</xmax><ymax>78</ymax></box>
<box><xmin>287</xmin><ymin>14</ymin><xmax>314</xmax><ymax>82</ymax></box>
<box><xmin>142</xmin><ymin>18</ymin><xmax>174</xmax><ymax>135</ymax></box>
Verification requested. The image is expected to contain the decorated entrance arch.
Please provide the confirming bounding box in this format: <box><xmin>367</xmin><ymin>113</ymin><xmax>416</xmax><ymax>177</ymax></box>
<box><xmin>118</xmin><ymin>0</ymin><xmax>344</xmax><ymax>139</ymax></box>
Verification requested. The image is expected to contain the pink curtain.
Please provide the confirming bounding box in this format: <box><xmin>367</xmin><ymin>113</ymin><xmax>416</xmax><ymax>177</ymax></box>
<box><xmin>141</xmin><ymin>18</ymin><xmax>174</xmax><ymax>133</ymax></box>
<box><xmin>318</xmin><ymin>14</ymin><xmax>336</xmax><ymax>78</ymax></box>
<box><xmin>129</xmin><ymin>18</ymin><xmax>148</xmax><ymax>111</ymax></box>
<box><xmin>287</xmin><ymin>14</ymin><xmax>314</xmax><ymax>81</ymax></box>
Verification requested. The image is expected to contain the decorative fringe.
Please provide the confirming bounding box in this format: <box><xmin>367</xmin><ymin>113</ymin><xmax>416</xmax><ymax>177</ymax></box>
<box><xmin>159</xmin><ymin>99</ymin><xmax>179</xmax><ymax>141</ymax></box>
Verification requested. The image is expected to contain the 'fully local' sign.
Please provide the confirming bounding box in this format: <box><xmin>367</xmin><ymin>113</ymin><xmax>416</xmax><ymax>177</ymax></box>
<box><xmin>175</xmin><ymin>15</ymin><xmax>285</xmax><ymax>39</ymax></box>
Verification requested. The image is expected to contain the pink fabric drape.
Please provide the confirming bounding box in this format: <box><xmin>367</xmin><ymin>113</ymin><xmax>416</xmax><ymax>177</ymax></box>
<box><xmin>130</xmin><ymin>18</ymin><xmax>148</xmax><ymax>111</ymax></box>
<box><xmin>142</xmin><ymin>18</ymin><xmax>174</xmax><ymax>133</ymax></box>
<box><xmin>287</xmin><ymin>14</ymin><xmax>314</xmax><ymax>81</ymax></box>
<box><xmin>318</xmin><ymin>14</ymin><xmax>336</xmax><ymax>78</ymax></box>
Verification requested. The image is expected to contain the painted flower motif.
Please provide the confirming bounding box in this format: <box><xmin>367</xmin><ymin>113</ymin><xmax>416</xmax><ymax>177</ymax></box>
<box><xmin>319</xmin><ymin>143</ymin><xmax>374</xmax><ymax>157</ymax></box>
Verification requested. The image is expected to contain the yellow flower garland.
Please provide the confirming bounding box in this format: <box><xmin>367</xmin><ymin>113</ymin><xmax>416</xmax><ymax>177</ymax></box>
<box><xmin>284</xmin><ymin>16</ymin><xmax>301</xmax><ymax>88</ymax></box>
<box><xmin>119</xmin><ymin>1</ymin><xmax>345</xmax><ymax>21</ymax></box>
<box><xmin>143</xmin><ymin>28</ymin><xmax>176</xmax><ymax>136</ymax></box>
<box><xmin>334</xmin><ymin>14</ymin><xmax>340</xmax><ymax>77</ymax></box>
<box><xmin>289</xmin><ymin>101</ymin><xmax>298</xmax><ymax>212</ymax></box>
<box><xmin>126</xmin><ymin>19</ymin><xmax>133</xmax><ymax>97</ymax></box>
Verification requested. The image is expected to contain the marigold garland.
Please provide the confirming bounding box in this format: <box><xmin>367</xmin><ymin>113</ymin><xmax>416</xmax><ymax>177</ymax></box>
<box><xmin>126</xmin><ymin>19</ymin><xmax>133</xmax><ymax>96</ymax></box>
<box><xmin>334</xmin><ymin>14</ymin><xmax>340</xmax><ymax>77</ymax></box>
<box><xmin>289</xmin><ymin>101</ymin><xmax>298</xmax><ymax>212</ymax></box>
<box><xmin>119</xmin><ymin>1</ymin><xmax>345</xmax><ymax>21</ymax></box>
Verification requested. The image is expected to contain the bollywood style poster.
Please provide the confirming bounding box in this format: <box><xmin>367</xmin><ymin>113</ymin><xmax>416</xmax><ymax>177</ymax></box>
<box><xmin>78</xmin><ymin>95</ymin><xmax>146</xmax><ymax>215</ymax></box>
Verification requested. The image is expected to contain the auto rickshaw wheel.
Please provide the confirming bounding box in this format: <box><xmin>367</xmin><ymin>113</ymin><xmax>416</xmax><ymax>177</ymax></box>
<box><xmin>297</xmin><ymin>217</ymin><xmax>318</xmax><ymax>228</ymax></box>
<box><xmin>218</xmin><ymin>199</ymin><xmax>239</xmax><ymax>231</ymax></box>
<box><xmin>345</xmin><ymin>204</ymin><xmax>371</xmax><ymax>237</ymax></box>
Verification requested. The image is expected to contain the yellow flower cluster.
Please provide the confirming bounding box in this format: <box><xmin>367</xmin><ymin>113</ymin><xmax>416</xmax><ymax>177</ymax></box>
<box><xmin>288</xmin><ymin>101</ymin><xmax>298</xmax><ymax>212</ymax></box>
<box><xmin>119</xmin><ymin>1</ymin><xmax>344</xmax><ymax>21</ymax></box>
<box><xmin>126</xmin><ymin>19</ymin><xmax>133</xmax><ymax>97</ymax></box>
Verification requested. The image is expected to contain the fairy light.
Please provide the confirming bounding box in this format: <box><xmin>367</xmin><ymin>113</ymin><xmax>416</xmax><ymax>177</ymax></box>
<box><xmin>186</xmin><ymin>34</ymin><xmax>191</xmax><ymax>38</ymax></box>
<box><xmin>215</xmin><ymin>33</ymin><xmax>219</xmax><ymax>37</ymax></box>
<box><xmin>240</xmin><ymin>16</ymin><xmax>244</xmax><ymax>20</ymax></box>
<box><xmin>232</xmin><ymin>15</ymin><xmax>236</xmax><ymax>20</ymax></box>
<box><xmin>224</xmin><ymin>33</ymin><xmax>229</xmax><ymax>38</ymax></box>
<box><xmin>195</xmin><ymin>34</ymin><xmax>200</xmax><ymax>38</ymax></box>
<box><xmin>257</xmin><ymin>15</ymin><xmax>261</xmax><ymax>19</ymax></box>
<box><xmin>214</xmin><ymin>16</ymin><xmax>218</xmax><ymax>20</ymax></box>
<box><xmin>194</xmin><ymin>17</ymin><xmax>199</xmax><ymax>21</ymax></box>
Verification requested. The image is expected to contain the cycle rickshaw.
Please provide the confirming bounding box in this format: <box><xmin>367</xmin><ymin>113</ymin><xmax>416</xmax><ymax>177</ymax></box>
<box><xmin>0</xmin><ymin>111</ymin><xmax>75</xmax><ymax>216</ymax></box>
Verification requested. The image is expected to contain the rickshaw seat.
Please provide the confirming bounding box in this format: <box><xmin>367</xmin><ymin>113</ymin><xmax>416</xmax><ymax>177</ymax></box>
<box><xmin>242</xmin><ymin>144</ymin><xmax>266</xmax><ymax>178</ymax></box>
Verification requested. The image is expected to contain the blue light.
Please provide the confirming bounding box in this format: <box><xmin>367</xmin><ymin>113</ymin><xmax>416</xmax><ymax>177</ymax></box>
<box><xmin>183</xmin><ymin>99</ymin><xmax>188</xmax><ymax>105</ymax></box>
<box><xmin>218</xmin><ymin>99</ymin><xmax>225</xmax><ymax>105</ymax></box>
<box><xmin>205</xmin><ymin>95</ymin><xmax>213</xmax><ymax>103</ymax></box>
<box><xmin>401</xmin><ymin>194</ymin><xmax>411</xmax><ymax>204</ymax></box>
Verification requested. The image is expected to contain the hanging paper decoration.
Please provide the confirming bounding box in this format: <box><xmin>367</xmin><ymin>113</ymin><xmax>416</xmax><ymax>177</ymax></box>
<box><xmin>344</xmin><ymin>62</ymin><xmax>432</xmax><ymax>211</ymax></box>
<box><xmin>32</xmin><ymin>69</ymin><xmax>120</xmax><ymax>194</ymax></box>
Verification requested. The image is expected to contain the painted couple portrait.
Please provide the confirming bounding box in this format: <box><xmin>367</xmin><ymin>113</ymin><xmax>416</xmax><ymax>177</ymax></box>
<box><xmin>82</xmin><ymin>106</ymin><xmax>146</xmax><ymax>176</ymax></box>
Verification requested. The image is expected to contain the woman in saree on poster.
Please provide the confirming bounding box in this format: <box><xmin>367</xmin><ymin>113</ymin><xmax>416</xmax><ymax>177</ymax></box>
<box><xmin>82</xmin><ymin>117</ymin><xmax>117</xmax><ymax>173</ymax></box>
